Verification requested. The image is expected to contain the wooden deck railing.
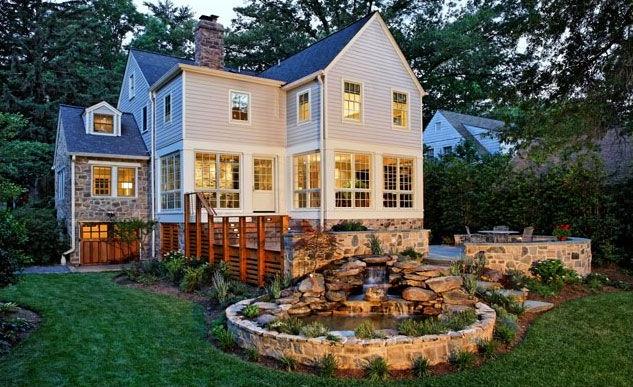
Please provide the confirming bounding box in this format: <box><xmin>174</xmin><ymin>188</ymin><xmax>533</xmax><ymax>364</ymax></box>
<box><xmin>183</xmin><ymin>192</ymin><xmax>289</xmax><ymax>286</ymax></box>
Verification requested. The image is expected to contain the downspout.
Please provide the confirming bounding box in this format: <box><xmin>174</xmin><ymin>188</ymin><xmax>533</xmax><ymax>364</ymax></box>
<box><xmin>61</xmin><ymin>155</ymin><xmax>76</xmax><ymax>265</ymax></box>
<box><xmin>150</xmin><ymin>91</ymin><xmax>157</xmax><ymax>258</ymax></box>
<box><xmin>317</xmin><ymin>72</ymin><xmax>326</xmax><ymax>229</ymax></box>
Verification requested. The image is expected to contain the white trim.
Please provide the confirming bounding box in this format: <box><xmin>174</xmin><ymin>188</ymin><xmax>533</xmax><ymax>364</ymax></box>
<box><xmin>282</xmin><ymin>70</ymin><xmax>324</xmax><ymax>90</ymax></box>
<box><xmin>229</xmin><ymin>90</ymin><xmax>252</xmax><ymax>125</ymax></box>
<box><xmin>390</xmin><ymin>88</ymin><xmax>410</xmax><ymax>131</ymax></box>
<box><xmin>89</xmin><ymin>164</ymin><xmax>139</xmax><ymax>199</ymax></box>
<box><xmin>296</xmin><ymin>88</ymin><xmax>311</xmax><ymax>125</ymax></box>
<box><xmin>61</xmin><ymin>155</ymin><xmax>76</xmax><ymax>265</ymax></box>
<box><xmin>182</xmin><ymin>71</ymin><xmax>186</xmax><ymax>140</ymax></box>
<box><xmin>87</xmin><ymin>160</ymin><xmax>142</xmax><ymax>167</ymax></box>
<box><xmin>67</xmin><ymin>152</ymin><xmax>149</xmax><ymax>160</ymax></box>
<box><xmin>341</xmin><ymin>79</ymin><xmax>364</xmax><ymax>124</ymax></box>
<box><xmin>163</xmin><ymin>93</ymin><xmax>172</xmax><ymax>124</ymax></box>
<box><xmin>333</xmin><ymin>151</ymin><xmax>373</xmax><ymax>209</ymax></box>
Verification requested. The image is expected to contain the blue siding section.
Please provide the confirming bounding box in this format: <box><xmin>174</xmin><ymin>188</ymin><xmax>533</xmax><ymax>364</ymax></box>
<box><xmin>118</xmin><ymin>54</ymin><xmax>152</xmax><ymax>148</ymax></box>
<box><xmin>155</xmin><ymin>75</ymin><xmax>183</xmax><ymax>150</ymax></box>
<box><xmin>464</xmin><ymin>124</ymin><xmax>502</xmax><ymax>154</ymax></box>
<box><xmin>423</xmin><ymin>112</ymin><xmax>463</xmax><ymax>157</ymax></box>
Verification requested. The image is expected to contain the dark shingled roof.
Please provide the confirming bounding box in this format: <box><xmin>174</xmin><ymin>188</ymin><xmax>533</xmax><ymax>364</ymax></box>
<box><xmin>258</xmin><ymin>12</ymin><xmax>375</xmax><ymax>83</ymax></box>
<box><xmin>130</xmin><ymin>49</ymin><xmax>195</xmax><ymax>85</ymax></box>
<box><xmin>59</xmin><ymin>104</ymin><xmax>148</xmax><ymax>157</ymax></box>
<box><xmin>438</xmin><ymin>110</ymin><xmax>505</xmax><ymax>156</ymax></box>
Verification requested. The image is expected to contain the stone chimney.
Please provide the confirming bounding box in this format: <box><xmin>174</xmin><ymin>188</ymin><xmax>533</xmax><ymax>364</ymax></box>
<box><xmin>195</xmin><ymin>15</ymin><xmax>224</xmax><ymax>69</ymax></box>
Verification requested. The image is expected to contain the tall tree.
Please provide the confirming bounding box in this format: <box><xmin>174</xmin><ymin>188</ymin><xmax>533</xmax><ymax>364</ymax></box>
<box><xmin>130</xmin><ymin>0</ymin><xmax>196</xmax><ymax>57</ymax></box>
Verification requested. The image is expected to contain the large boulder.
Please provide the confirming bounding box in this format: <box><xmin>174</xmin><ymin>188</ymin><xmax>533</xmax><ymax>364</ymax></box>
<box><xmin>402</xmin><ymin>287</ymin><xmax>437</xmax><ymax>302</ymax></box>
<box><xmin>364</xmin><ymin>287</ymin><xmax>387</xmax><ymax>302</ymax></box>
<box><xmin>340</xmin><ymin>259</ymin><xmax>366</xmax><ymax>271</ymax></box>
<box><xmin>287</xmin><ymin>305</ymin><xmax>311</xmax><ymax>316</ymax></box>
<box><xmin>297</xmin><ymin>273</ymin><xmax>325</xmax><ymax>293</ymax></box>
<box><xmin>426</xmin><ymin>276</ymin><xmax>463</xmax><ymax>293</ymax></box>
<box><xmin>442</xmin><ymin>289</ymin><xmax>477</xmax><ymax>306</ymax></box>
<box><xmin>325</xmin><ymin>290</ymin><xmax>347</xmax><ymax>302</ymax></box>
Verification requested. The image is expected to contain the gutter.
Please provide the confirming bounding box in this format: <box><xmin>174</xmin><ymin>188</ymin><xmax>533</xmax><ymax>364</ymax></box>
<box><xmin>318</xmin><ymin>73</ymin><xmax>326</xmax><ymax>229</ymax></box>
<box><xmin>61</xmin><ymin>155</ymin><xmax>76</xmax><ymax>265</ymax></box>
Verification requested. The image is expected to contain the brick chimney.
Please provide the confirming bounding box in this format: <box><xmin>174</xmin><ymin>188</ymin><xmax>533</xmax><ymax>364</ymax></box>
<box><xmin>195</xmin><ymin>15</ymin><xmax>224</xmax><ymax>69</ymax></box>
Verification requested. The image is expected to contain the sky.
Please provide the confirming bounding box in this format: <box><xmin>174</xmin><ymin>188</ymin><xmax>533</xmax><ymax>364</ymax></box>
<box><xmin>134</xmin><ymin>0</ymin><xmax>245</xmax><ymax>24</ymax></box>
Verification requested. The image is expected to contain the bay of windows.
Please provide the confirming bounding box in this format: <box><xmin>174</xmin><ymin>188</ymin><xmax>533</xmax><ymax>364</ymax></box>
<box><xmin>293</xmin><ymin>153</ymin><xmax>320</xmax><ymax>209</ymax></box>
<box><xmin>335</xmin><ymin>152</ymin><xmax>371</xmax><ymax>208</ymax></box>
<box><xmin>160</xmin><ymin>153</ymin><xmax>181</xmax><ymax>210</ymax></box>
<box><xmin>392</xmin><ymin>91</ymin><xmax>408</xmax><ymax>127</ymax></box>
<box><xmin>383</xmin><ymin>157</ymin><xmax>413</xmax><ymax>208</ymax></box>
<box><xmin>195</xmin><ymin>153</ymin><xmax>240</xmax><ymax>209</ymax></box>
<box><xmin>343</xmin><ymin>81</ymin><xmax>361</xmax><ymax>121</ymax></box>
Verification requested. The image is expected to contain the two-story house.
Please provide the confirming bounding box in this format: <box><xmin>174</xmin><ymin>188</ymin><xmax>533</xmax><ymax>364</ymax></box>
<box><xmin>424</xmin><ymin>110</ymin><xmax>507</xmax><ymax>158</ymax></box>
<box><xmin>54</xmin><ymin>12</ymin><xmax>429</xmax><ymax>266</ymax></box>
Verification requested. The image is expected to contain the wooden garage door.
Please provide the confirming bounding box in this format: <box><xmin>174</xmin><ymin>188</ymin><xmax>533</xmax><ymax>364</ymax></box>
<box><xmin>80</xmin><ymin>223</ymin><xmax>139</xmax><ymax>265</ymax></box>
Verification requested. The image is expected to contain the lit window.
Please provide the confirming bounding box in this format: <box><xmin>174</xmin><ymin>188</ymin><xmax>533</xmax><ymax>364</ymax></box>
<box><xmin>117</xmin><ymin>168</ymin><xmax>136</xmax><ymax>197</ymax></box>
<box><xmin>81</xmin><ymin>223</ymin><xmax>110</xmax><ymax>240</ymax></box>
<box><xmin>335</xmin><ymin>152</ymin><xmax>371</xmax><ymax>208</ymax></box>
<box><xmin>142</xmin><ymin>106</ymin><xmax>148</xmax><ymax>132</ymax></box>
<box><xmin>92</xmin><ymin>166</ymin><xmax>112</xmax><ymax>196</ymax></box>
<box><xmin>254</xmin><ymin>159</ymin><xmax>273</xmax><ymax>191</ymax></box>
<box><xmin>392</xmin><ymin>91</ymin><xmax>408</xmax><ymax>127</ymax></box>
<box><xmin>195</xmin><ymin>153</ymin><xmax>240</xmax><ymax>209</ymax></box>
<box><xmin>128</xmin><ymin>73</ymin><xmax>135</xmax><ymax>99</ymax></box>
<box><xmin>93</xmin><ymin>114</ymin><xmax>114</xmax><ymax>134</ymax></box>
<box><xmin>164</xmin><ymin>94</ymin><xmax>171</xmax><ymax>123</ymax></box>
<box><xmin>298</xmin><ymin>90</ymin><xmax>310</xmax><ymax>123</ymax></box>
<box><xmin>293</xmin><ymin>153</ymin><xmax>320</xmax><ymax>208</ymax></box>
<box><xmin>230</xmin><ymin>91</ymin><xmax>249</xmax><ymax>122</ymax></box>
<box><xmin>383</xmin><ymin>157</ymin><xmax>414</xmax><ymax>208</ymax></box>
<box><xmin>161</xmin><ymin>153</ymin><xmax>181</xmax><ymax>210</ymax></box>
<box><xmin>343</xmin><ymin>81</ymin><xmax>361</xmax><ymax>121</ymax></box>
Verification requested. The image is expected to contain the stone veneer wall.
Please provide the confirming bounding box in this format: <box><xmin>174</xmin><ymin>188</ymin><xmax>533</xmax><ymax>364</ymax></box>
<box><xmin>464</xmin><ymin>237</ymin><xmax>592</xmax><ymax>276</ymax></box>
<box><xmin>289</xmin><ymin>217</ymin><xmax>425</xmax><ymax>232</ymax></box>
<box><xmin>70</xmin><ymin>156</ymin><xmax>151</xmax><ymax>264</ymax></box>
<box><xmin>226</xmin><ymin>300</ymin><xmax>495</xmax><ymax>370</ymax></box>
<box><xmin>284</xmin><ymin>229</ymin><xmax>430</xmax><ymax>279</ymax></box>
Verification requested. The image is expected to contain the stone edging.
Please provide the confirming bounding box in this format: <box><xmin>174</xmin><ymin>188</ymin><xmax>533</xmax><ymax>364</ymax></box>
<box><xmin>226</xmin><ymin>300</ymin><xmax>496</xmax><ymax>370</ymax></box>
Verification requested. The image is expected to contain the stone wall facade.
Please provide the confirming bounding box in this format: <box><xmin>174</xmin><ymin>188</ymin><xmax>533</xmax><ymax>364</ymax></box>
<box><xmin>226</xmin><ymin>300</ymin><xmax>495</xmax><ymax>370</ymax></box>
<box><xmin>284</xmin><ymin>229</ymin><xmax>430</xmax><ymax>279</ymax></box>
<box><xmin>290</xmin><ymin>217</ymin><xmax>425</xmax><ymax>232</ymax></box>
<box><xmin>464</xmin><ymin>237</ymin><xmax>592</xmax><ymax>276</ymax></box>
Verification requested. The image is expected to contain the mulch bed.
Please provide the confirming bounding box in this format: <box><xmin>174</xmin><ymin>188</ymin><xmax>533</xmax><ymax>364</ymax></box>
<box><xmin>0</xmin><ymin>304</ymin><xmax>41</xmax><ymax>357</ymax></box>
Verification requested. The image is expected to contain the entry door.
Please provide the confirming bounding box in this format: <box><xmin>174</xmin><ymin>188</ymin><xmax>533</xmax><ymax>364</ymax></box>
<box><xmin>252</xmin><ymin>157</ymin><xmax>275</xmax><ymax>212</ymax></box>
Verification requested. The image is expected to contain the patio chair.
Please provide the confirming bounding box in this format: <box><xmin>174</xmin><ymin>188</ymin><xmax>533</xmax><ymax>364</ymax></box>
<box><xmin>521</xmin><ymin>226</ymin><xmax>534</xmax><ymax>242</ymax></box>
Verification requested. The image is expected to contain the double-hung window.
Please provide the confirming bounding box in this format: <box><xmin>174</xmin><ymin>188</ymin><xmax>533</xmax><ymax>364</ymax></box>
<box><xmin>194</xmin><ymin>153</ymin><xmax>240</xmax><ymax>209</ymax></box>
<box><xmin>297</xmin><ymin>90</ymin><xmax>310</xmax><ymax>123</ymax></box>
<box><xmin>92</xmin><ymin>165</ymin><xmax>137</xmax><ymax>198</ymax></box>
<box><xmin>230</xmin><ymin>91</ymin><xmax>250</xmax><ymax>122</ymax></box>
<box><xmin>164</xmin><ymin>94</ymin><xmax>172</xmax><ymax>123</ymax></box>
<box><xmin>392</xmin><ymin>91</ymin><xmax>408</xmax><ymax>128</ymax></box>
<box><xmin>383</xmin><ymin>157</ymin><xmax>414</xmax><ymax>208</ymax></box>
<box><xmin>92</xmin><ymin>166</ymin><xmax>112</xmax><ymax>196</ymax></box>
<box><xmin>160</xmin><ymin>153</ymin><xmax>181</xmax><ymax>210</ymax></box>
<box><xmin>93</xmin><ymin>114</ymin><xmax>114</xmax><ymax>134</ymax></box>
<box><xmin>293</xmin><ymin>153</ymin><xmax>320</xmax><ymax>208</ymax></box>
<box><xmin>335</xmin><ymin>152</ymin><xmax>371</xmax><ymax>208</ymax></box>
<box><xmin>117</xmin><ymin>168</ymin><xmax>136</xmax><ymax>197</ymax></box>
<box><xmin>343</xmin><ymin>81</ymin><xmax>361</xmax><ymax>121</ymax></box>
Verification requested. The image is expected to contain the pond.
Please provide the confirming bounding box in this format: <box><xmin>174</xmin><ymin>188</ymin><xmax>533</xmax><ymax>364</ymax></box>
<box><xmin>300</xmin><ymin>313</ymin><xmax>428</xmax><ymax>331</ymax></box>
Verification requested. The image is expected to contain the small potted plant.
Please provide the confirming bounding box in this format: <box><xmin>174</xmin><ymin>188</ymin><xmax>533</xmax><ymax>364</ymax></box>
<box><xmin>553</xmin><ymin>224</ymin><xmax>571</xmax><ymax>241</ymax></box>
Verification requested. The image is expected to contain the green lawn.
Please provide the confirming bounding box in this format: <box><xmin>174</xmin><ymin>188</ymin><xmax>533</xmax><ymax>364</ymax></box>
<box><xmin>1</xmin><ymin>274</ymin><xmax>632</xmax><ymax>386</ymax></box>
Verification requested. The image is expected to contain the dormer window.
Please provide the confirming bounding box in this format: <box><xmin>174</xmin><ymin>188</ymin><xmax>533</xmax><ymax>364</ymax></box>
<box><xmin>93</xmin><ymin>114</ymin><xmax>114</xmax><ymax>134</ymax></box>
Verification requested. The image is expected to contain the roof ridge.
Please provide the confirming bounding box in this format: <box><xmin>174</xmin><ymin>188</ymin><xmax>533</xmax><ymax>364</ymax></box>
<box><xmin>439</xmin><ymin>110</ymin><xmax>503</xmax><ymax>123</ymax></box>
<box><xmin>259</xmin><ymin>11</ymin><xmax>375</xmax><ymax>76</ymax></box>
<box><xmin>129</xmin><ymin>47</ymin><xmax>194</xmax><ymax>62</ymax></box>
<box><xmin>58</xmin><ymin>103</ymin><xmax>86</xmax><ymax>109</ymax></box>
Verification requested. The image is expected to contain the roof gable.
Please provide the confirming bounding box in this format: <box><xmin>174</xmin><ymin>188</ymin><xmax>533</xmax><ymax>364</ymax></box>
<box><xmin>438</xmin><ymin>111</ymin><xmax>505</xmax><ymax>156</ymax></box>
<box><xmin>130</xmin><ymin>49</ymin><xmax>194</xmax><ymax>85</ymax></box>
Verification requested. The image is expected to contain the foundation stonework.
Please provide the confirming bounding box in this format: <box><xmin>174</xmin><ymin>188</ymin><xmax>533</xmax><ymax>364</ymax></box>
<box><xmin>226</xmin><ymin>300</ymin><xmax>495</xmax><ymax>370</ymax></box>
<box><xmin>464</xmin><ymin>237</ymin><xmax>592</xmax><ymax>276</ymax></box>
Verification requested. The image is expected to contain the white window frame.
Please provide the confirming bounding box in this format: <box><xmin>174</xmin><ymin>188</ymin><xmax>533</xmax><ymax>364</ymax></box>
<box><xmin>382</xmin><ymin>156</ymin><xmax>414</xmax><ymax>209</ymax></box>
<box><xmin>342</xmin><ymin>79</ymin><xmax>363</xmax><ymax>123</ymax></box>
<box><xmin>334</xmin><ymin>152</ymin><xmax>372</xmax><ymax>208</ymax></box>
<box><xmin>391</xmin><ymin>89</ymin><xmax>410</xmax><ymax>130</ymax></box>
<box><xmin>194</xmin><ymin>152</ymin><xmax>242</xmax><ymax>209</ymax></box>
<box><xmin>229</xmin><ymin>90</ymin><xmax>251</xmax><ymax>125</ymax></box>
<box><xmin>89</xmin><ymin>164</ymin><xmax>138</xmax><ymax>199</ymax></box>
<box><xmin>160</xmin><ymin>153</ymin><xmax>181</xmax><ymax>211</ymax></box>
<box><xmin>164</xmin><ymin>93</ymin><xmax>172</xmax><ymax>123</ymax></box>
<box><xmin>128</xmin><ymin>72</ymin><xmax>135</xmax><ymax>100</ymax></box>
<box><xmin>293</xmin><ymin>152</ymin><xmax>321</xmax><ymax>209</ymax></box>
<box><xmin>296</xmin><ymin>88</ymin><xmax>311</xmax><ymax>125</ymax></box>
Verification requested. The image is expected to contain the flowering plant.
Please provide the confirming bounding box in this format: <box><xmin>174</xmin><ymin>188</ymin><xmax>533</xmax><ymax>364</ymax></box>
<box><xmin>553</xmin><ymin>224</ymin><xmax>572</xmax><ymax>240</ymax></box>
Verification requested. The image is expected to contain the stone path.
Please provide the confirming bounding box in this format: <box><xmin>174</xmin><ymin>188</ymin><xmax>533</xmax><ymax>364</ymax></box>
<box><xmin>427</xmin><ymin>245</ymin><xmax>464</xmax><ymax>265</ymax></box>
<box><xmin>21</xmin><ymin>264</ymin><xmax>130</xmax><ymax>274</ymax></box>
<box><xmin>22</xmin><ymin>265</ymin><xmax>71</xmax><ymax>274</ymax></box>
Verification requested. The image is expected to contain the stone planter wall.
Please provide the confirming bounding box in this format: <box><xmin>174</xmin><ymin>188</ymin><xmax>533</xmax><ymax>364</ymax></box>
<box><xmin>284</xmin><ymin>229</ymin><xmax>430</xmax><ymax>279</ymax></box>
<box><xmin>226</xmin><ymin>300</ymin><xmax>495</xmax><ymax>370</ymax></box>
<box><xmin>464</xmin><ymin>237</ymin><xmax>592</xmax><ymax>276</ymax></box>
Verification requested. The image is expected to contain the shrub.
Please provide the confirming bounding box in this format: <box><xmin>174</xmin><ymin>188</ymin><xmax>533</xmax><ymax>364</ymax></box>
<box><xmin>317</xmin><ymin>353</ymin><xmax>338</xmax><ymax>377</ymax></box>
<box><xmin>245</xmin><ymin>347</ymin><xmax>260</xmax><ymax>362</ymax></box>
<box><xmin>211</xmin><ymin>325</ymin><xmax>236</xmax><ymax>350</ymax></box>
<box><xmin>449</xmin><ymin>350</ymin><xmax>475</xmax><ymax>370</ymax></box>
<box><xmin>265</xmin><ymin>274</ymin><xmax>284</xmax><ymax>299</ymax></box>
<box><xmin>300</xmin><ymin>321</ymin><xmax>328</xmax><ymax>338</ymax></box>
<box><xmin>267</xmin><ymin>317</ymin><xmax>305</xmax><ymax>335</ymax></box>
<box><xmin>331</xmin><ymin>221</ymin><xmax>367</xmax><ymax>232</ymax></box>
<box><xmin>477</xmin><ymin>339</ymin><xmax>498</xmax><ymax>360</ymax></box>
<box><xmin>0</xmin><ymin>210</ymin><xmax>28</xmax><ymax>287</ymax></box>
<box><xmin>477</xmin><ymin>290</ymin><xmax>525</xmax><ymax>315</ymax></box>
<box><xmin>530</xmin><ymin>259</ymin><xmax>579</xmax><ymax>289</ymax></box>
<box><xmin>241</xmin><ymin>304</ymin><xmax>260</xmax><ymax>319</ymax></box>
<box><xmin>463</xmin><ymin>274</ymin><xmax>478</xmax><ymax>295</ymax></box>
<box><xmin>210</xmin><ymin>271</ymin><xmax>230</xmax><ymax>305</ymax></box>
<box><xmin>355</xmin><ymin>321</ymin><xmax>383</xmax><ymax>339</ymax></box>
<box><xmin>400</xmin><ymin>247</ymin><xmax>422</xmax><ymax>260</ymax></box>
<box><xmin>584</xmin><ymin>272</ymin><xmax>608</xmax><ymax>290</ymax></box>
<box><xmin>12</xmin><ymin>206</ymin><xmax>66</xmax><ymax>265</ymax></box>
<box><xmin>325</xmin><ymin>333</ymin><xmax>341</xmax><ymax>342</ymax></box>
<box><xmin>443</xmin><ymin>309</ymin><xmax>478</xmax><ymax>331</ymax></box>
<box><xmin>412</xmin><ymin>356</ymin><xmax>430</xmax><ymax>378</ymax></box>
<box><xmin>180</xmin><ymin>265</ymin><xmax>207</xmax><ymax>293</ymax></box>
<box><xmin>493</xmin><ymin>309</ymin><xmax>518</xmax><ymax>344</ymax></box>
<box><xmin>364</xmin><ymin>356</ymin><xmax>389</xmax><ymax>381</ymax></box>
<box><xmin>162</xmin><ymin>254</ymin><xmax>186</xmax><ymax>284</ymax></box>
<box><xmin>506</xmin><ymin>269</ymin><xmax>529</xmax><ymax>290</ymax></box>
<box><xmin>279</xmin><ymin>355</ymin><xmax>296</xmax><ymax>371</ymax></box>
<box><xmin>366</xmin><ymin>234</ymin><xmax>384</xmax><ymax>255</ymax></box>
<box><xmin>0</xmin><ymin>302</ymin><xmax>18</xmax><ymax>316</ymax></box>
<box><xmin>397</xmin><ymin>318</ymin><xmax>446</xmax><ymax>336</ymax></box>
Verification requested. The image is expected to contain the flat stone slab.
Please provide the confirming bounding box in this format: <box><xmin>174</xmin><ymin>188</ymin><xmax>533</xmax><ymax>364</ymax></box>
<box><xmin>523</xmin><ymin>300</ymin><xmax>554</xmax><ymax>313</ymax></box>
<box><xmin>476</xmin><ymin>281</ymin><xmax>502</xmax><ymax>291</ymax></box>
<box><xmin>498</xmin><ymin>289</ymin><xmax>528</xmax><ymax>303</ymax></box>
<box><xmin>426</xmin><ymin>275</ymin><xmax>463</xmax><ymax>293</ymax></box>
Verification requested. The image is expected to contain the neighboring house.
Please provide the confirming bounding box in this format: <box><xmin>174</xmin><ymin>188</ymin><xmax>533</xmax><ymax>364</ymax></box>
<box><xmin>423</xmin><ymin>110</ymin><xmax>506</xmax><ymax>158</ymax></box>
<box><xmin>54</xmin><ymin>12</ymin><xmax>428</xmax><ymax>265</ymax></box>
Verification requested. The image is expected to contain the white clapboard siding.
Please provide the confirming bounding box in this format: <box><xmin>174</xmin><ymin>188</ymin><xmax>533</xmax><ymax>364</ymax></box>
<box><xmin>286</xmin><ymin>81</ymin><xmax>321</xmax><ymax>147</ymax></box>
<box><xmin>155</xmin><ymin>75</ymin><xmax>183</xmax><ymax>150</ymax></box>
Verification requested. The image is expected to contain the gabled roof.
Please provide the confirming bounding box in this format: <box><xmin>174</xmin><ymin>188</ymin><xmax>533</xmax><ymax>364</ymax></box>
<box><xmin>58</xmin><ymin>105</ymin><xmax>148</xmax><ymax>158</ymax></box>
<box><xmin>438</xmin><ymin>110</ymin><xmax>505</xmax><ymax>156</ymax></box>
<box><xmin>258</xmin><ymin>12</ymin><xmax>375</xmax><ymax>83</ymax></box>
<box><xmin>130</xmin><ymin>49</ymin><xmax>195</xmax><ymax>85</ymax></box>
